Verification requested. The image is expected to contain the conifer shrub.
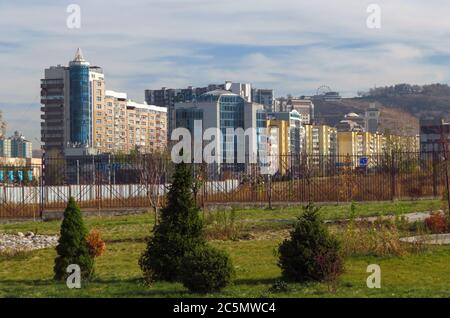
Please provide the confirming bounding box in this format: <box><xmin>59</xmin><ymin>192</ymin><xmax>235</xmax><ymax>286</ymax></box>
<box><xmin>277</xmin><ymin>204</ymin><xmax>343</xmax><ymax>282</ymax></box>
<box><xmin>181</xmin><ymin>245</ymin><xmax>235</xmax><ymax>293</ymax></box>
<box><xmin>139</xmin><ymin>161</ymin><xmax>205</xmax><ymax>282</ymax></box>
<box><xmin>54</xmin><ymin>197</ymin><xmax>94</xmax><ymax>281</ymax></box>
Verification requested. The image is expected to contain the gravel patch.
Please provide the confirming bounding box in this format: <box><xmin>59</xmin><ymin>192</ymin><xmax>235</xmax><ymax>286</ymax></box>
<box><xmin>0</xmin><ymin>232</ymin><xmax>59</xmax><ymax>253</ymax></box>
<box><xmin>400</xmin><ymin>234</ymin><xmax>450</xmax><ymax>245</ymax></box>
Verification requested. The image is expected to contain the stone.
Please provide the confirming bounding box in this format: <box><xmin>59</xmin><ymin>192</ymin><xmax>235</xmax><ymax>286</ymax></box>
<box><xmin>0</xmin><ymin>233</ymin><xmax>59</xmax><ymax>253</ymax></box>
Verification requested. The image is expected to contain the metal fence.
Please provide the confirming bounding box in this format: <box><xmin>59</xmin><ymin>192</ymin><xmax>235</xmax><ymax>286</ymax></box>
<box><xmin>0</xmin><ymin>152</ymin><xmax>448</xmax><ymax>219</ymax></box>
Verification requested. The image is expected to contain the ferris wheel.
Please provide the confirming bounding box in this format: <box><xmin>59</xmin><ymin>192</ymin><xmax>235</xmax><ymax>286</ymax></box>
<box><xmin>316</xmin><ymin>85</ymin><xmax>332</xmax><ymax>96</ymax></box>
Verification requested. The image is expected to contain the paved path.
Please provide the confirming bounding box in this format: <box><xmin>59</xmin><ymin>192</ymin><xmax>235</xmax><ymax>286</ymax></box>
<box><xmin>253</xmin><ymin>210</ymin><xmax>446</xmax><ymax>224</ymax></box>
<box><xmin>348</xmin><ymin>211</ymin><xmax>435</xmax><ymax>223</ymax></box>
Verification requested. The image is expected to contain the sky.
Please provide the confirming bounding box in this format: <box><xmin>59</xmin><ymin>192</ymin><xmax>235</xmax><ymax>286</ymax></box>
<box><xmin>1</xmin><ymin>0</ymin><xmax>450</xmax><ymax>148</ymax></box>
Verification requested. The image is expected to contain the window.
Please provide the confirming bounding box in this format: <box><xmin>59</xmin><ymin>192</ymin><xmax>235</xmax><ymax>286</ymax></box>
<box><xmin>96</xmin><ymin>104</ymin><xmax>102</xmax><ymax>109</ymax></box>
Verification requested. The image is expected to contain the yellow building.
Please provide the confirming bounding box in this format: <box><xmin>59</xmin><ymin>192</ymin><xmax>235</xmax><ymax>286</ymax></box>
<box><xmin>338</xmin><ymin>131</ymin><xmax>390</xmax><ymax>157</ymax></box>
<box><xmin>267</xmin><ymin>119</ymin><xmax>290</xmax><ymax>175</ymax></box>
<box><xmin>384</xmin><ymin>134</ymin><xmax>420</xmax><ymax>153</ymax></box>
<box><xmin>337</xmin><ymin>131</ymin><xmax>362</xmax><ymax>157</ymax></box>
<box><xmin>337</xmin><ymin>131</ymin><xmax>419</xmax><ymax>167</ymax></box>
<box><xmin>304</xmin><ymin>124</ymin><xmax>338</xmax><ymax>157</ymax></box>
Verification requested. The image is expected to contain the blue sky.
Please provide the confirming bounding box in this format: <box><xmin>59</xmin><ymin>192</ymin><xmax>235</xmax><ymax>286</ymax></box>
<box><xmin>1</xmin><ymin>0</ymin><xmax>450</xmax><ymax>147</ymax></box>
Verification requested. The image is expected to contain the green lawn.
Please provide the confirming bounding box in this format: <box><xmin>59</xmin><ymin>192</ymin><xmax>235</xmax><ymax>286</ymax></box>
<box><xmin>1</xmin><ymin>200</ymin><xmax>449</xmax><ymax>298</ymax></box>
<box><xmin>231</xmin><ymin>199</ymin><xmax>443</xmax><ymax>221</ymax></box>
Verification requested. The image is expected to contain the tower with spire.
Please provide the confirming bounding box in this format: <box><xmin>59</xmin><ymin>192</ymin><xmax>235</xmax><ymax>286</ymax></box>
<box><xmin>40</xmin><ymin>49</ymin><xmax>105</xmax><ymax>157</ymax></box>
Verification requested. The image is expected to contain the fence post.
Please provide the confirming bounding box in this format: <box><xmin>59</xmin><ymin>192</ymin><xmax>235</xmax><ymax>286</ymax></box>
<box><xmin>267</xmin><ymin>174</ymin><xmax>272</xmax><ymax>209</ymax></box>
<box><xmin>432</xmin><ymin>152</ymin><xmax>438</xmax><ymax>198</ymax></box>
<box><xmin>390</xmin><ymin>151</ymin><xmax>396</xmax><ymax>201</ymax></box>
<box><xmin>40</xmin><ymin>154</ymin><xmax>45</xmax><ymax>219</ymax></box>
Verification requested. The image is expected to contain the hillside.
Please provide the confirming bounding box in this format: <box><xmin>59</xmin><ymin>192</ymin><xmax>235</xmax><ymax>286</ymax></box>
<box><xmin>313</xmin><ymin>84</ymin><xmax>450</xmax><ymax>136</ymax></box>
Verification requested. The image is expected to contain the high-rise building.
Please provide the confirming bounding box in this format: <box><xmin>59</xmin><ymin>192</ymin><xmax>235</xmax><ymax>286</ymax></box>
<box><xmin>10</xmin><ymin>131</ymin><xmax>33</xmax><ymax>158</ymax></box>
<box><xmin>174</xmin><ymin>90</ymin><xmax>267</xmax><ymax>165</ymax></box>
<box><xmin>41</xmin><ymin>49</ymin><xmax>166</xmax><ymax>157</ymax></box>
<box><xmin>146</xmin><ymin>81</ymin><xmax>274</xmax><ymax>136</ymax></box>
<box><xmin>40</xmin><ymin>65</ymin><xmax>66</xmax><ymax>156</ymax></box>
<box><xmin>252</xmin><ymin>88</ymin><xmax>274</xmax><ymax>112</ymax></box>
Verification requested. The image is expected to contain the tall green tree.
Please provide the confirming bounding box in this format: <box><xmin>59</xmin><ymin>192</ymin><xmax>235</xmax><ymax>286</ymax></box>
<box><xmin>139</xmin><ymin>161</ymin><xmax>205</xmax><ymax>282</ymax></box>
<box><xmin>54</xmin><ymin>197</ymin><xmax>94</xmax><ymax>281</ymax></box>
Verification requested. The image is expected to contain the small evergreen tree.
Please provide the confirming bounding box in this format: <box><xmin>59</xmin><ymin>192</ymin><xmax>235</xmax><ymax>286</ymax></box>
<box><xmin>139</xmin><ymin>161</ymin><xmax>205</xmax><ymax>282</ymax></box>
<box><xmin>181</xmin><ymin>245</ymin><xmax>235</xmax><ymax>293</ymax></box>
<box><xmin>278</xmin><ymin>204</ymin><xmax>343</xmax><ymax>282</ymax></box>
<box><xmin>54</xmin><ymin>197</ymin><xmax>94</xmax><ymax>281</ymax></box>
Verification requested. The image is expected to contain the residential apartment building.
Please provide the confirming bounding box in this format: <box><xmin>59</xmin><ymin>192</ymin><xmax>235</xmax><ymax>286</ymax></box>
<box><xmin>41</xmin><ymin>49</ymin><xmax>166</xmax><ymax>157</ymax></box>
<box><xmin>267</xmin><ymin>119</ymin><xmax>289</xmax><ymax>175</ymax></box>
<box><xmin>287</xmin><ymin>98</ymin><xmax>314</xmax><ymax>124</ymax></box>
<box><xmin>304</xmin><ymin>125</ymin><xmax>338</xmax><ymax>157</ymax></box>
<box><xmin>337</xmin><ymin>131</ymin><xmax>419</xmax><ymax>167</ymax></box>
<box><xmin>268</xmin><ymin>110</ymin><xmax>304</xmax><ymax>155</ymax></box>
<box><xmin>94</xmin><ymin>91</ymin><xmax>167</xmax><ymax>154</ymax></box>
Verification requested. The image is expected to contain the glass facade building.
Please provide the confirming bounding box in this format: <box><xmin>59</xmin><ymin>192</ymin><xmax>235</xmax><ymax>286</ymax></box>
<box><xmin>175</xmin><ymin>108</ymin><xmax>203</xmax><ymax>132</ymax></box>
<box><xmin>69</xmin><ymin>62</ymin><xmax>91</xmax><ymax>146</ymax></box>
<box><xmin>175</xmin><ymin>90</ymin><xmax>267</xmax><ymax>166</ymax></box>
<box><xmin>219</xmin><ymin>94</ymin><xmax>244</xmax><ymax>162</ymax></box>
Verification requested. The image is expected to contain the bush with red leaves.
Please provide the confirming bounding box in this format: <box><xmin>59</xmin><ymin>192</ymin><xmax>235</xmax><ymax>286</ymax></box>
<box><xmin>86</xmin><ymin>228</ymin><xmax>106</xmax><ymax>258</ymax></box>
<box><xmin>424</xmin><ymin>213</ymin><xmax>448</xmax><ymax>234</ymax></box>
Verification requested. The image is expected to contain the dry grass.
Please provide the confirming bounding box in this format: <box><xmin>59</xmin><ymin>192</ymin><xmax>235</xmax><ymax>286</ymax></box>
<box><xmin>336</xmin><ymin>217</ymin><xmax>430</xmax><ymax>257</ymax></box>
<box><xmin>203</xmin><ymin>209</ymin><xmax>243</xmax><ymax>241</ymax></box>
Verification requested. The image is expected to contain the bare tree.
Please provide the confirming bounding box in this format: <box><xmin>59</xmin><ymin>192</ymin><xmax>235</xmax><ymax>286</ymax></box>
<box><xmin>440</xmin><ymin>125</ymin><xmax>450</xmax><ymax>216</ymax></box>
<box><xmin>139</xmin><ymin>153</ymin><xmax>168</xmax><ymax>223</ymax></box>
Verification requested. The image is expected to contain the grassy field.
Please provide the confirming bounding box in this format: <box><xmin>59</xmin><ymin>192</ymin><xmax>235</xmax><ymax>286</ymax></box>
<box><xmin>1</xmin><ymin>199</ymin><xmax>450</xmax><ymax>298</ymax></box>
